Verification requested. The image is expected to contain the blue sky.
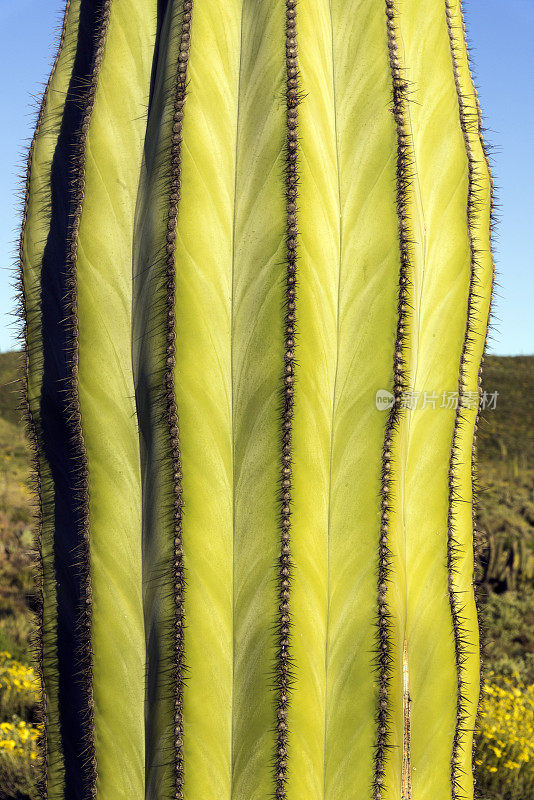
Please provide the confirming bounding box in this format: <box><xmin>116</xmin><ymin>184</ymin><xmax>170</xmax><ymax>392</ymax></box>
<box><xmin>0</xmin><ymin>0</ymin><xmax>532</xmax><ymax>355</ymax></box>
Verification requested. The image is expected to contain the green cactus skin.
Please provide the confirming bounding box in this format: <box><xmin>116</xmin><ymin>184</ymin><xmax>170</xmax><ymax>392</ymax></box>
<box><xmin>18</xmin><ymin>1</ymin><xmax>494</xmax><ymax>799</ymax></box>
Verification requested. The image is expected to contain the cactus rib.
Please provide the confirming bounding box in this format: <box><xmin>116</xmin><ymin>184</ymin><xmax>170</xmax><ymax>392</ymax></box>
<box><xmin>375</xmin><ymin>3</ymin><xmax>413</xmax><ymax>798</ymax></box>
<box><xmin>17</xmin><ymin>4</ymin><xmax>73</xmax><ymax>795</ymax></box>
<box><xmin>461</xmin><ymin>0</ymin><xmax>498</xmax><ymax>784</ymax></box>
<box><xmin>444</xmin><ymin>0</ymin><xmax>479</xmax><ymax>793</ymax></box>
<box><xmin>163</xmin><ymin>3</ymin><xmax>193</xmax><ymax>796</ymax></box>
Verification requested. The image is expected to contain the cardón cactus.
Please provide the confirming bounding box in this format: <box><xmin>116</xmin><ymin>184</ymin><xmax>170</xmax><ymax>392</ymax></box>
<box><xmin>18</xmin><ymin>1</ymin><xmax>494</xmax><ymax>799</ymax></box>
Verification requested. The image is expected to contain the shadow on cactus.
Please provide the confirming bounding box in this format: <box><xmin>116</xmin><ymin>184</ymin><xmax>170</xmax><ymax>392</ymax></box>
<box><xmin>17</xmin><ymin>1</ymin><xmax>494</xmax><ymax>799</ymax></box>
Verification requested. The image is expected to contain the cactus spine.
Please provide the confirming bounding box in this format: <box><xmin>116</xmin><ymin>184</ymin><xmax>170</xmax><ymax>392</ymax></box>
<box><xmin>19</xmin><ymin>2</ymin><xmax>494</xmax><ymax>799</ymax></box>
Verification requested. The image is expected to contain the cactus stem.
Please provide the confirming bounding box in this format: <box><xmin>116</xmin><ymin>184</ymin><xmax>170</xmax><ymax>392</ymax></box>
<box><xmin>20</xmin><ymin>2</ymin><xmax>492</xmax><ymax>795</ymax></box>
<box><xmin>163</xmin><ymin>3</ymin><xmax>193</xmax><ymax>798</ymax></box>
<box><xmin>17</xmin><ymin>4</ymin><xmax>73</xmax><ymax>794</ymax></box>
<box><xmin>375</xmin><ymin>2</ymin><xmax>414</xmax><ymax>798</ymax></box>
<box><xmin>275</xmin><ymin>2</ymin><xmax>300</xmax><ymax>797</ymax></box>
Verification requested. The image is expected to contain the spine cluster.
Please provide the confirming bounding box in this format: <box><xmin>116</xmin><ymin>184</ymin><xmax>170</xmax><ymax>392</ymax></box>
<box><xmin>275</xmin><ymin>1</ymin><xmax>299</xmax><ymax>797</ymax></box>
<box><xmin>64</xmin><ymin>2</ymin><xmax>112</xmax><ymax>796</ymax></box>
<box><xmin>376</xmin><ymin>2</ymin><xmax>413</xmax><ymax>798</ymax></box>
<box><xmin>17</xmin><ymin>3</ymin><xmax>73</xmax><ymax>794</ymax></box>
<box><xmin>163</xmin><ymin>4</ymin><xmax>192</xmax><ymax>798</ymax></box>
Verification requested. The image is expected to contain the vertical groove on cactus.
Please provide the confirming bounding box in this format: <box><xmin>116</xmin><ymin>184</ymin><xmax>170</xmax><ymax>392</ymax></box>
<box><xmin>163</xmin><ymin>3</ymin><xmax>193</xmax><ymax>796</ymax></box>
<box><xmin>376</xmin><ymin>3</ymin><xmax>412</xmax><ymax>797</ymax></box>
<box><xmin>17</xmin><ymin>4</ymin><xmax>73</xmax><ymax>795</ymax></box>
<box><xmin>322</xmin><ymin>1</ymin><xmax>337</xmax><ymax>794</ymax></box>
<box><xmin>231</xmin><ymin>8</ymin><xmax>243</xmax><ymax>793</ymax></box>
<box><xmin>276</xmin><ymin>2</ymin><xmax>299</xmax><ymax>796</ymax></box>
<box><xmin>226</xmin><ymin>6</ymin><xmax>286</xmax><ymax>796</ymax></box>
<box><xmin>35</xmin><ymin>2</ymin><xmax>109</xmax><ymax>796</ymax></box>
<box><xmin>62</xmin><ymin>4</ymin><xmax>112</xmax><ymax>797</ymax></box>
<box><xmin>401</xmin><ymin>640</ymin><xmax>412</xmax><ymax>800</ymax></box>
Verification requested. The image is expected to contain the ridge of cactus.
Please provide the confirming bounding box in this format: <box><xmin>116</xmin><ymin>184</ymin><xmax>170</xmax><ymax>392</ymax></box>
<box><xmin>444</xmin><ymin>1</ymin><xmax>480</xmax><ymax>793</ymax></box>
<box><xmin>132</xmin><ymin>1</ymin><xmax>190</xmax><ymax>795</ymax></box>
<box><xmin>275</xmin><ymin>1</ymin><xmax>299</xmax><ymax>797</ymax></box>
<box><xmin>462</xmin><ymin>0</ymin><xmax>498</xmax><ymax>787</ymax></box>
<box><xmin>375</xmin><ymin>3</ymin><xmax>414</xmax><ymax>798</ymax></box>
<box><xmin>444</xmin><ymin>2</ymin><xmax>497</xmax><ymax>796</ymax></box>
<box><xmin>162</xmin><ymin>2</ymin><xmax>193</xmax><ymax>797</ymax></box>
<box><xmin>16</xmin><ymin>3</ymin><xmax>74</xmax><ymax>796</ymax></box>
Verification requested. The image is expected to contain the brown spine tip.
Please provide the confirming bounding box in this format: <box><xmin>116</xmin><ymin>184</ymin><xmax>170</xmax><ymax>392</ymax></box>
<box><xmin>163</xmin><ymin>3</ymin><xmax>193</xmax><ymax>798</ymax></box>
<box><xmin>375</xmin><ymin>2</ymin><xmax>413</xmax><ymax>797</ymax></box>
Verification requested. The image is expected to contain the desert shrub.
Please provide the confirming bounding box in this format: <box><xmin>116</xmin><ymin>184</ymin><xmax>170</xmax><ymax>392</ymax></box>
<box><xmin>0</xmin><ymin>717</ymin><xmax>40</xmax><ymax>800</ymax></box>
<box><xmin>0</xmin><ymin>653</ymin><xmax>38</xmax><ymax>719</ymax></box>
<box><xmin>0</xmin><ymin>614</ymin><xmax>33</xmax><ymax>665</ymax></box>
<box><xmin>475</xmin><ymin>673</ymin><xmax>534</xmax><ymax>800</ymax></box>
<box><xmin>482</xmin><ymin>592</ymin><xmax>534</xmax><ymax>684</ymax></box>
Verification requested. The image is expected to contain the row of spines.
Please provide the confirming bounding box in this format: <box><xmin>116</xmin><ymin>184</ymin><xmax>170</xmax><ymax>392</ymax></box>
<box><xmin>375</xmin><ymin>3</ymin><xmax>415</xmax><ymax>799</ymax></box>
